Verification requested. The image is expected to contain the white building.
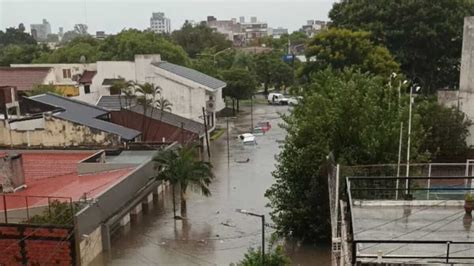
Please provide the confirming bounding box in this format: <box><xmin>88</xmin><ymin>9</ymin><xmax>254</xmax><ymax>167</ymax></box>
<box><xmin>150</xmin><ymin>12</ymin><xmax>171</xmax><ymax>34</ymax></box>
<box><xmin>457</xmin><ymin>17</ymin><xmax>474</xmax><ymax>145</ymax></box>
<box><xmin>30</xmin><ymin>19</ymin><xmax>51</xmax><ymax>41</ymax></box>
<box><xmin>268</xmin><ymin>27</ymin><xmax>288</xmax><ymax>39</ymax></box>
<box><xmin>9</xmin><ymin>55</ymin><xmax>226</xmax><ymax>129</ymax></box>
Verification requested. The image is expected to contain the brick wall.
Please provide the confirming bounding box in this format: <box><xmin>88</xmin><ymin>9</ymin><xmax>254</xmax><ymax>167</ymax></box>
<box><xmin>0</xmin><ymin>224</ymin><xmax>75</xmax><ymax>265</ymax></box>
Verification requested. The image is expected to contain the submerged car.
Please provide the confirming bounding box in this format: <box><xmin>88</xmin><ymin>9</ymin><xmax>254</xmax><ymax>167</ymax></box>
<box><xmin>238</xmin><ymin>133</ymin><xmax>257</xmax><ymax>145</ymax></box>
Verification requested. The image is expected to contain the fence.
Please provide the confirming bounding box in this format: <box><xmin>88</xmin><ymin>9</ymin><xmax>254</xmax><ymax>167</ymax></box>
<box><xmin>0</xmin><ymin>194</ymin><xmax>74</xmax><ymax>225</ymax></box>
<box><xmin>345</xmin><ymin>176</ymin><xmax>474</xmax><ymax>264</ymax></box>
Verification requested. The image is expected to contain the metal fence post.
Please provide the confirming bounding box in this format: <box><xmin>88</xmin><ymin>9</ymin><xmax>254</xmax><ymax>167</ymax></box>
<box><xmin>427</xmin><ymin>163</ymin><xmax>432</xmax><ymax>200</ymax></box>
<box><xmin>3</xmin><ymin>194</ymin><xmax>7</xmax><ymax>223</ymax></box>
<box><xmin>446</xmin><ymin>241</ymin><xmax>451</xmax><ymax>264</ymax></box>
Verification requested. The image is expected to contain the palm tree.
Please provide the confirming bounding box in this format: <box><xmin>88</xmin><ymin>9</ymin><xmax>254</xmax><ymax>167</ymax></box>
<box><xmin>134</xmin><ymin>82</ymin><xmax>161</xmax><ymax>139</ymax></box>
<box><xmin>151</xmin><ymin>96</ymin><xmax>173</xmax><ymax>141</ymax></box>
<box><xmin>153</xmin><ymin>145</ymin><xmax>214</xmax><ymax>218</ymax></box>
<box><xmin>109</xmin><ymin>78</ymin><xmax>134</xmax><ymax>124</ymax></box>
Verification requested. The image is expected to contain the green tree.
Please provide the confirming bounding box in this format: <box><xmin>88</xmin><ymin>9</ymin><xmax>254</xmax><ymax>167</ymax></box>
<box><xmin>220</xmin><ymin>68</ymin><xmax>257</xmax><ymax>114</ymax></box>
<box><xmin>61</xmin><ymin>23</ymin><xmax>90</xmax><ymax>43</ymax></box>
<box><xmin>238</xmin><ymin>246</ymin><xmax>291</xmax><ymax>266</ymax></box>
<box><xmin>153</xmin><ymin>145</ymin><xmax>214</xmax><ymax>218</ymax></box>
<box><xmin>171</xmin><ymin>22</ymin><xmax>232</xmax><ymax>58</ymax></box>
<box><xmin>134</xmin><ymin>82</ymin><xmax>161</xmax><ymax>139</ymax></box>
<box><xmin>329</xmin><ymin>0</ymin><xmax>474</xmax><ymax>92</ymax></box>
<box><xmin>255</xmin><ymin>52</ymin><xmax>293</xmax><ymax>94</ymax></box>
<box><xmin>99</xmin><ymin>29</ymin><xmax>189</xmax><ymax>65</ymax></box>
<box><xmin>265</xmin><ymin>68</ymin><xmax>422</xmax><ymax>242</ymax></box>
<box><xmin>416</xmin><ymin>98</ymin><xmax>471</xmax><ymax>160</ymax></box>
<box><xmin>304</xmin><ymin>28</ymin><xmax>399</xmax><ymax>77</ymax></box>
<box><xmin>0</xmin><ymin>44</ymin><xmax>44</xmax><ymax>66</ymax></box>
<box><xmin>34</xmin><ymin>36</ymin><xmax>101</xmax><ymax>63</ymax></box>
<box><xmin>0</xmin><ymin>24</ymin><xmax>36</xmax><ymax>46</ymax></box>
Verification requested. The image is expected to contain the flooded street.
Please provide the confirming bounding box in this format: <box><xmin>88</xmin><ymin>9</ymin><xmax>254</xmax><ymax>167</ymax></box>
<box><xmin>91</xmin><ymin>103</ymin><xmax>330</xmax><ymax>265</ymax></box>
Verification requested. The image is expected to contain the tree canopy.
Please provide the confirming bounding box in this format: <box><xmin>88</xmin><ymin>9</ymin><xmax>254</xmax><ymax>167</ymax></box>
<box><xmin>304</xmin><ymin>28</ymin><xmax>399</xmax><ymax>77</ymax></box>
<box><xmin>171</xmin><ymin>22</ymin><xmax>232</xmax><ymax>58</ymax></box>
<box><xmin>0</xmin><ymin>24</ymin><xmax>36</xmax><ymax>46</ymax></box>
<box><xmin>329</xmin><ymin>0</ymin><xmax>474</xmax><ymax>91</ymax></box>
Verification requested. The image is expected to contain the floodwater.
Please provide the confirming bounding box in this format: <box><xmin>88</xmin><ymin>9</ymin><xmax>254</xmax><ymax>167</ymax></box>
<box><xmin>91</xmin><ymin>104</ymin><xmax>331</xmax><ymax>266</ymax></box>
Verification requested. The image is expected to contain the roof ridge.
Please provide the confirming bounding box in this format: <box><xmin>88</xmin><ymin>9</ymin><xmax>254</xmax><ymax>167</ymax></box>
<box><xmin>43</xmin><ymin>92</ymin><xmax>111</xmax><ymax>112</ymax></box>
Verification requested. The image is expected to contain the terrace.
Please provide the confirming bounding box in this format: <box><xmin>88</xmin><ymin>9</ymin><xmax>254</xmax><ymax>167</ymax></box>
<box><xmin>345</xmin><ymin>176</ymin><xmax>474</xmax><ymax>265</ymax></box>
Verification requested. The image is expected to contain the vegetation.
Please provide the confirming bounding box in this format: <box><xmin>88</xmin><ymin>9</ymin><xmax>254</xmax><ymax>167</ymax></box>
<box><xmin>220</xmin><ymin>68</ymin><xmax>257</xmax><ymax>114</ymax></box>
<box><xmin>26</xmin><ymin>200</ymin><xmax>83</xmax><ymax>226</ymax></box>
<box><xmin>238</xmin><ymin>246</ymin><xmax>291</xmax><ymax>266</ymax></box>
<box><xmin>153</xmin><ymin>145</ymin><xmax>214</xmax><ymax>218</ymax></box>
<box><xmin>304</xmin><ymin>28</ymin><xmax>399</xmax><ymax>77</ymax></box>
<box><xmin>329</xmin><ymin>0</ymin><xmax>474</xmax><ymax>92</ymax></box>
<box><xmin>172</xmin><ymin>22</ymin><xmax>232</xmax><ymax>58</ymax></box>
<box><xmin>28</xmin><ymin>84</ymin><xmax>65</xmax><ymax>96</ymax></box>
<box><xmin>265</xmin><ymin>68</ymin><xmax>471</xmax><ymax>242</ymax></box>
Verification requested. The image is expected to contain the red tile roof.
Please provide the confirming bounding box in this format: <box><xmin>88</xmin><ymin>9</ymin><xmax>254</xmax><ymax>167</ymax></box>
<box><xmin>78</xmin><ymin>70</ymin><xmax>97</xmax><ymax>84</ymax></box>
<box><xmin>21</xmin><ymin>152</ymin><xmax>94</xmax><ymax>181</ymax></box>
<box><xmin>0</xmin><ymin>67</ymin><xmax>52</xmax><ymax>91</ymax></box>
<box><xmin>0</xmin><ymin>151</ymin><xmax>134</xmax><ymax>210</ymax></box>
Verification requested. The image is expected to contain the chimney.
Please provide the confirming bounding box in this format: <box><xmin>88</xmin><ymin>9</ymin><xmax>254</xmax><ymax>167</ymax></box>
<box><xmin>0</xmin><ymin>154</ymin><xmax>25</xmax><ymax>193</ymax></box>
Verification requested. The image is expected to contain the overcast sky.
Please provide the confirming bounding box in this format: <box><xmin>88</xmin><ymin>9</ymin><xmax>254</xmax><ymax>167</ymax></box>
<box><xmin>0</xmin><ymin>0</ymin><xmax>336</xmax><ymax>34</ymax></box>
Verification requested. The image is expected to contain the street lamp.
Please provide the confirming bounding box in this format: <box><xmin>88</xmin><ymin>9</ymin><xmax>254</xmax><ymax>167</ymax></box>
<box><xmin>236</xmin><ymin>209</ymin><xmax>265</xmax><ymax>265</ymax></box>
<box><xmin>197</xmin><ymin>47</ymin><xmax>233</xmax><ymax>66</ymax></box>
<box><xmin>406</xmin><ymin>84</ymin><xmax>421</xmax><ymax>196</ymax></box>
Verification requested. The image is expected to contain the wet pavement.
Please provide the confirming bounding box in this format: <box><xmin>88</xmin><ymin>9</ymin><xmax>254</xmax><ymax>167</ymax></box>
<box><xmin>91</xmin><ymin>104</ymin><xmax>330</xmax><ymax>265</ymax></box>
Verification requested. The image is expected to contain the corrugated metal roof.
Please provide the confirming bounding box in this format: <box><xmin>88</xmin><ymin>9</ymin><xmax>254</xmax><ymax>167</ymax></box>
<box><xmin>96</xmin><ymin>95</ymin><xmax>137</xmax><ymax>111</ymax></box>
<box><xmin>29</xmin><ymin>93</ymin><xmax>141</xmax><ymax>140</ymax></box>
<box><xmin>130</xmin><ymin>105</ymin><xmax>205</xmax><ymax>135</ymax></box>
<box><xmin>152</xmin><ymin>61</ymin><xmax>226</xmax><ymax>90</ymax></box>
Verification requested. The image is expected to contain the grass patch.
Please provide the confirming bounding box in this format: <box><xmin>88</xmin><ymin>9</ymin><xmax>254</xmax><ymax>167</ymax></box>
<box><xmin>210</xmin><ymin>128</ymin><xmax>226</xmax><ymax>141</ymax></box>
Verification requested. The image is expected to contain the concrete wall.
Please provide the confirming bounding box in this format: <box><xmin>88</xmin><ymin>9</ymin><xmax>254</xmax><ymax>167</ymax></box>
<box><xmin>0</xmin><ymin>115</ymin><xmax>122</xmax><ymax>148</ymax></box>
<box><xmin>437</xmin><ymin>90</ymin><xmax>459</xmax><ymax>108</ymax></box>
<box><xmin>79</xmin><ymin>225</ymin><xmax>102</xmax><ymax>266</ymax></box>
<box><xmin>459</xmin><ymin>17</ymin><xmax>474</xmax><ymax>145</ymax></box>
<box><xmin>0</xmin><ymin>154</ymin><xmax>25</xmax><ymax>192</ymax></box>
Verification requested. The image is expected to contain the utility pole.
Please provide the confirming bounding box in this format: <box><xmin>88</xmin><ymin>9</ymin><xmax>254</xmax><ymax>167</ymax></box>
<box><xmin>202</xmin><ymin>107</ymin><xmax>211</xmax><ymax>160</ymax></box>
<box><xmin>250</xmin><ymin>95</ymin><xmax>254</xmax><ymax>133</ymax></box>
<box><xmin>180</xmin><ymin>122</ymin><xmax>184</xmax><ymax>145</ymax></box>
<box><xmin>226</xmin><ymin>117</ymin><xmax>230</xmax><ymax>165</ymax></box>
<box><xmin>396</xmin><ymin>122</ymin><xmax>403</xmax><ymax>200</ymax></box>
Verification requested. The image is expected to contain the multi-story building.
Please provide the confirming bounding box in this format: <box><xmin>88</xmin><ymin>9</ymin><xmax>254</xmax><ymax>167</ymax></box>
<box><xmin>30</xmin><ymin>19</ymin><xmax>51</xmax><ymax>41</ymax></box>
<box><xmin>150</xmin><ymin>12</ymin><xmax>171</xmax><ymax>34</ymax></box>
<box><xmin>206</xmin><ymin>16</ymin><xmax>244</xmax><ymax>46</ymax></box>
<box><xmin>268</xmin><ymin>27</ymin><xmax>288</xmax><ymax>39</ymax></box>
<box><xmin>300</xmin><ymin>20</ymin><xmax>327</xmax><ymax>38</ymax></box>
<box><xmin>241</xmin><ymin>16</ymin><xmax>268</xmax><ymax>42</ymax></box>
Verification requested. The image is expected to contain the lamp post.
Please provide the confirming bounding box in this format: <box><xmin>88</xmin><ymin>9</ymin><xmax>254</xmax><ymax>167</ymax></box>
<box><xmin>197</xmin><ymin>47</ymin><xmax>233</xmax><ymax>66</ymax></box>
<box><xmin>406</xmin><ymin>84</ymin><xmax>421</xmax><ymax>196</ymax></box>
<box><xmin>236</xmin><ymin>209</ymin><xmax>265</xmax><ymax>265</ymax></box>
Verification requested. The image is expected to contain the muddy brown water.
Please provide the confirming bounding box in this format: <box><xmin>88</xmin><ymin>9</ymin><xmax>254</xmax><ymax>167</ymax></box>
<box><xmin>91</xmin><ymin>104</ymin><xmax>331</xmax><ymax>265</ymax></box>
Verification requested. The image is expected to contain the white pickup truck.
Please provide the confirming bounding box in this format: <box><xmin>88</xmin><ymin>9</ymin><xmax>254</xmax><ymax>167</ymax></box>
<box><xmin>267</xmin><ymin>93</ymin><xmax>289</xmax><ymax>105</ymax></box>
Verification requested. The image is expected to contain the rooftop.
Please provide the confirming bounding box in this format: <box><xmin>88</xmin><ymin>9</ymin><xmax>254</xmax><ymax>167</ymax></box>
<box><xmin>346</xmin><ymin>176</ymin><xmax>474</xmax><ymax>264</ymax></box>
<box><xmin>0</xmin><ymin>67</ymin><xmax>51</xmax><ymax>91</ymax></box>
<box><xmin>152</xmin><ymin>61</ymin><xmax>226</xmax><ymax>90</ymax></box>
<box><xmin>78</xmin><ymin>70</ymin><xmax>97</xmax><ymax>84</ymax></box>
<box><xmin>0</xmin><ymin>151</ymin><xmax>135</xmax><ymax>211</ymax></box>
<box><xmin>28</xmin><ymin>93</ymin><xmax>141</xmax><ymax>140</ymax></box>
<box><xmin>97</xmin><ymin>95</ymin><xmax>205</xmax><ymax>135</ymax></box>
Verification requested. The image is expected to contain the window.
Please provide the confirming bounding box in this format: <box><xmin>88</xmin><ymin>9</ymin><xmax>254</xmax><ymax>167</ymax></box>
<box><xmin>62</xmin><ymin>69</ymin><xmax>71</xmax><ymax>79</ymax></box>
<box><xmin>84</xmin><ymin>85</ymin><xmax>90</xmax><ymax>94</ymax></box>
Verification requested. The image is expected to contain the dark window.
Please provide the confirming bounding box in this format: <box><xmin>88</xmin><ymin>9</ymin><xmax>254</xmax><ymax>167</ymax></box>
<box><xmin>84</xmin><ymin>85</ymin><xmax>91</xmax><ymax>94</ymax></box>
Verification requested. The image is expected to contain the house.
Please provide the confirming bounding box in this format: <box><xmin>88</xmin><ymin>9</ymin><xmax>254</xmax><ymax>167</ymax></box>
<box><xmin>93</xmin><ymin>54</ymin><xmax>226</xmax><ymax>129</ymax></box>
<box><xmin>9</xmin><ymin>63</ymin><xmax>99</xmax><ymax>102</ymax></box>
<box><xmin>0</xmin><ymin>67</ymin><xmax>56</xmax><ymax>94</ymax></box>
<box><xmin>0</xmin><ymin>148</ymin><xmax>169</xmax><ymax>265</ymax></box>
<box><xmin>0</xmin><ymin>92</ymin><xmax>141</xmax><ymax>148</ymax></box>
<box><xmin>8</xmin><ymin>55</ymin><xmax>227</xmax><ymax>130</ymax></box>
